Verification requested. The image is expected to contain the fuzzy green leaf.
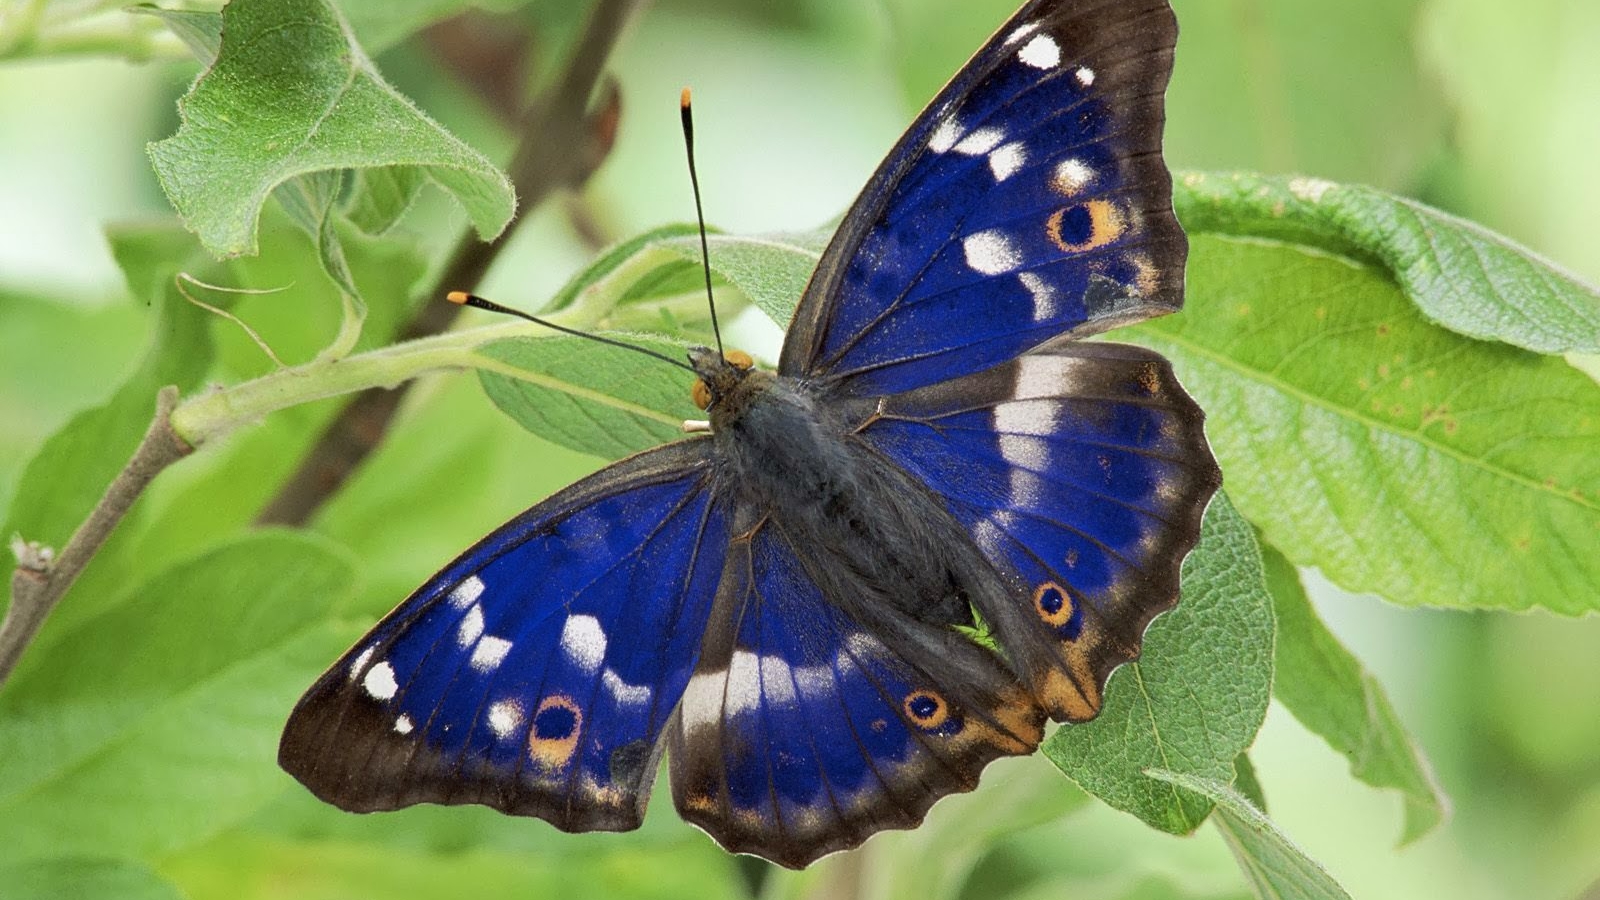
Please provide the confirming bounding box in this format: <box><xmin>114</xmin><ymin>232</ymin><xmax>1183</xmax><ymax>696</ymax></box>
<box><xmin>1261</xmin><ymin>540</ymin><xmax>1448</xmax><ymax>842</ymax></box>
<box><xmin>1042</xmin><ymin>493</ymin><xmax>1275</xmax><ymax>835</ymax></box>
<box><xmin>476</xmin><ymin>336</ymin><xmax>697</xmax><ymax>459</ymax></box>
<box><xmin>147</xmin><ymin>0</ymin><xmax>514</xmax><ymax>259</ymax></box>
<box><xmin>1147</xmin><ymin>770</ymin><xmax>1354</xmax><ymax>900</ymax></box>
<box><xmin>0</xmin><ymin>533</ymin><xmax>356</xmax><ymax>863</ymax></box>
<box><xmin>129</xmin><ymin>6</ymin><xmax>223</xmax><ymax>64</ymax></box>
<box><xmin>1131</xmin><ymin>234</ymin><xmax>1600</xmax><ymax>614</ymax></box>
<box><xmin>656</xmin><ymin>231</ymin><xmax>829</xmax><ymax>326</ymax></box>
<box><xmin>0</xmin><ymin>857</ymin><xmax>186</xmax><ymax>900</ymax></box>
<box><xmin>1175</xmin><ymin>171</ymin><xmax>1600</xmax><ymax>354</ymax></box>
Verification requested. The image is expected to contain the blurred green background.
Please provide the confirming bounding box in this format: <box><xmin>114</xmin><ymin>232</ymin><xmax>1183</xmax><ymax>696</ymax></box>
<box><xmin>2</xmin><ymin>1</ymin><xmax>1598</xmax><ymax>898</ymax></box>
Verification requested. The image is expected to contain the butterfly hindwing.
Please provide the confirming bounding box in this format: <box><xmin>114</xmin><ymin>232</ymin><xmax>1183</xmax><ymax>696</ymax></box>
<box><xmin>781</xmin><ymin>0</ymin><xmax>1183</xmax><ymax>395</ymax></box>
<box><xmin>279</xmin><ymin>441</ymin><xmax>730</xmax><ymax>832</ymax></box>
<box><xmin>859</xmin><ymin>341</ymin><xmax>1219</xmax><ymax>721</ymax></box>
<box><xmin>667</xmin><ymin>511</ymin><xmax>1043</xmax><ymax>868</ymax></box>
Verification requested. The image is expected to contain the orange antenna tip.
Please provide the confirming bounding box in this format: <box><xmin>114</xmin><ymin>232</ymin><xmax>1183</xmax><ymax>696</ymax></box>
<box><xmin>446</xmin><ymin>290</ymin><xmax>471</xmax><ymax>305</ymax></box>
<box><xmin>680</xmin><ymin>86</ymin><xmax>692</xmax><ymax>108</ymax></box>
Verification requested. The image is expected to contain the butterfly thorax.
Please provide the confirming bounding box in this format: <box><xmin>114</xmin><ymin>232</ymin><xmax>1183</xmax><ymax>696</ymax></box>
<box><xmin>707</xmin><ymin>370</ymin><xmax>989</xmax><ymax>632</ymax></box>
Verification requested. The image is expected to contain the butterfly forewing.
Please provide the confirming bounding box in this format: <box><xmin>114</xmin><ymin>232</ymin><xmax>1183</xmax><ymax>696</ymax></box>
<box><xmin>781</xmin><ymin>0</ymin><xmax>1184</xmax><ymax>396</ymax></box>
<box><xmin>279</xmin><ymin>441</ymin><xmax>728</xmax><ymax>832</ymax></box>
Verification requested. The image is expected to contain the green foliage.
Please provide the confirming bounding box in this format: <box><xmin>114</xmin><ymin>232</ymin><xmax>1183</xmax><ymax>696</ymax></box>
<box><xmin>1043</xmin><ymin>494</ymin><xmax>1274</xmax><ymax>835</ymax></box>
<box><xmin>146</xmin><ymin>0</ymin><xmax>514</xmax><ymax>261</ymax></box>
<box><xmin>1148</xmin><ymin>771</ymin><xmax>1354</xmax><ymax>900</ymax></box>
<box><xmin>4</xmin><ymin>2</ymin><xmax>1599</xmax><ymax>899</ymax></box>
<box><xmin>1261</xmin><ymin>541</ymin><xmax>1446</xmax><ymax>843</ymax></box>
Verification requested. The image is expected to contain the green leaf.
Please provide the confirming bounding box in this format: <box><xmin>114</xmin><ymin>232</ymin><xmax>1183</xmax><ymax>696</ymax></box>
<box><xmin>147</xmin><ymin>0</ymin><xmax>514</xmax><ymax>259</ymax></box>
<box><xmin>1261</xmin><ymin>540</ymin><xmax>1448</xmax><ymax>843</ymax></box>
<box><xmin>1130</xmin><ymin>233</ymin><xmax>1600</xmax><ymax>614</ymax></box>
<box><xmin>477</xmin><ymin>336</ymin><xmax>696</xmax><ymax>459</ymax></box>
<box><xmin>129</xmin><ymin>6</ymin><xmax>223</xmax><ymax>64</ymax></box>
<box><xmin>544</xmin><ymin>224</ymin><xmax>703</xmax><ymax>314</ymax></box>
<box><xmin>0</xmin><ymin>533</ymin><xmax>356</xmax><ymax>862</ymax></box>
<box><xmin>343</xmin><ymin>166</ymin><xmax>430</xmax><ymax>236</ymax></box>
<box><xmin>1175</xmin><ymin>171</ymin><xmax>1600</xmax><ymax>354</ymax></box>
<box><xmin>1042</xmin><ymin>493</ymin><xmax>1275</xmax><ymax>835</ymax></box>
<box><xmin>656</xmin><ymin>231</ymin><xmax>828</xmax><ymax>326</ymax></box>
<box><xmin>1146</xmin><ymin>771</ymin><xmax>1354</xmax><ymax>900</ymax></box>
<box><xmin>0</xmin><ymin>857</ymin><xmax>185</xmax><ymax>900</ymax></box>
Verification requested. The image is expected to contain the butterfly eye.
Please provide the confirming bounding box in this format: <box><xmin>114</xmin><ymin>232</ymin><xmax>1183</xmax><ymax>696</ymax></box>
<box><xmin>691</xmin><ymin>378</ymin><xmax>712</xmax><ymax>410</ymax></box>
<box><xmin>724</xmin><ymin>349</ymin><xmax>754</xmax><ymax>370</ymax></box>
<box><xmin>903</xmin><ymin>690</ymin><xmax>950</xmax><ymax>729</ymax></box>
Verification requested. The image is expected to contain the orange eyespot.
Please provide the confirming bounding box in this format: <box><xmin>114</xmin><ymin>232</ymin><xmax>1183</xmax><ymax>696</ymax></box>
<box><xmin>1034</xmin><ymin>582</ymin><xmax>1075</xmax><ymax>628</ymax></box>
<box><xmin>903</xmin><ymin>690</ymin><xmax>949</xmax><ymax>729</ymax></box>
<box><xmin>691</xmin><ymin>379</ymin><xmax>712</xmax><ymax>410</ymax></box>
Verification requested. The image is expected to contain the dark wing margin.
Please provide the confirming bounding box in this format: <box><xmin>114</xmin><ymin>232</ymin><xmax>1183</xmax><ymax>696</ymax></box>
<box><xmin>780</xmin><ymin>0</ymin><xmax>1184</xmax><ymax>397</ymax></box>
<box><xmin>279</xmin><ymin>440</ymin><xmax>729</xmax><ymax>833</ymax></box>
<box><xmin>860</xmin><ymin>340</ymin><xmax>1220</xmax><ymax>722</ymax></box>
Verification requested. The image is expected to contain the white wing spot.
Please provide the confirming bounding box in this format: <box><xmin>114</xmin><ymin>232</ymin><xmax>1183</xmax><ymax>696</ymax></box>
<box><xmin>1015</xmin><ymin>355</ymin><xmax>1086</xmax><ymax>398</ymax></box>
<box><xmin>1019</xmin><ymin>33</ymin><xmax>1061</xmax><ymax>69</ymax></box>
<box><xmin>363</xmin><ymin>661</ymin><xmax>398</xmax><ymax>701</ymax></box>
<box><xmin>559</xmin><ymin>614</ymin><xmax>607</xmax><ymax>673</ymax></box>
<box><xmin>471</xmin><ymin>635</ymin><xmax>512</xmax><ymax>672</ymax></box>
<box><xmin>349</xmin><ymin>646</ymin><xmax>375</xmax><ymax>682</ymax></box>
<box><xmin>603</xmin><ymin>668</ymin><xmax>653</xmax><ymax>705</ymax></box>
<box><xmin>394</xmin><ymin>714</ymin><xmax>414</xmax><ymax>735</ymax></box>
<box><xmin>759</xmin><ymin>654</ymin><xmax>796</xmax><ymax>707</ymax></box>
<box><xmin>448</xmin><ymin>576</ymin><xmax>485</xmax><ymax>609</ymax></box>
<box><xmin>487</xmin><ymin>699</ymin><xmax>524</xmax><ymax>738</ymax></box>
<box><xmin>929</xmin><ymin>116</ymin><xmax>962</xmax><ymax>153</ymax></box>
<box><xmin>963</xmin><ymin>230</ymin><xmax>1023</xmax><ymax>275</ymax></box>
<box><xmin>995</xmin><ymin>403</ymin><xmax>1055</xmax><ymax>471</ymax></box>
<box><xmin>725</xmin><ymin>651</ymin><xmax>762</xmax><ymax>716</ymax></box>
<box><xmin>1019</xmin><ymin>272</ymin><xmax>1059</xmax><ymax>322</ymax></box>
<box><xmin>1075</xmin><ymin>66</ymin><xmax>1096</xmax><ymax>86</ymax></box>
<box><xmin>954</xmin><ymin>126</ymin><xmax>1006</xmax><ymax>156</ymax></box>
<box><xmin>457</xmin><ymin>604</ymin><xmax>484</xmax><ymax>648</ymax></box>
<box><xmin>989</xmin><ymin>141</ymin><xmax>1027</xmax><ymax>181</ymax></box>
<box><xmin>680</xmin><ymin>671</ymin><xmax>722</xmax><ymax>733</ymax></box>
<box><xmin>1004</xmin><ymin>21</ymin><xmax>1040</xmax><ymax>46</ymax></box>
<box><xmin>1053</xmin><ymin>158</ymin><xmax>1094</xmax><ymax>195</ymax></box>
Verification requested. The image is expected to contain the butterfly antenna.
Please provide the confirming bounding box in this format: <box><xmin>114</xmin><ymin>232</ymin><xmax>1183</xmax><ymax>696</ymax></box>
<box><xmin>447</xmin><ymin>292</ymin><xmax>696</xmax><ymax>374</ymax></box>
<box><xmin>679</xmin><ymin>87</ymin><xmax>725</xmax><ymax>358</ymax></box>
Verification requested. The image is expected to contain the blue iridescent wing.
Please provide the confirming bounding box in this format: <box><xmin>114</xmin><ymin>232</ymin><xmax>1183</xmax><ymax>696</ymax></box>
<box><xmin>666</xmin><ymin>513</ymin><xmax>1042</xmax><ymax>868</ymax></box>
<box><xmin>780</xmin><ymin>0</ymin><xmax>1183</xmax><ymax>396</ymax></box>
<box><xmin>860</xmin><ymin>341</ymin><xmax>1219</xmax><ymax>722</ymax></box>
<box><xmin>279</xmin><ymin>441</ymin><xmax>730</xmax><ymax>832</ymax></box>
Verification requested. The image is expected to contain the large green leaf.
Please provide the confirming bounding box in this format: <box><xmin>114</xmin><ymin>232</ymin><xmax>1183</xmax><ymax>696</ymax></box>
<box><xmin>1261</xmin><ymin>540</ymin><xmax>1448</xmax><ymax>843</ymax></box>
<box><xmin>147</xmin><ymin>0</ymin><xmax>514</xmax><ymax>260</ymax></box>
<box><xmin>1131</xmin><ymin>233</ymin><xmax>1600</xmax><ymax>614</ymax></box>
<box><xmin>1042</xmin><ymin>493</ymin><xmax>1275</xmax><ymax>835</ymax></box>
<box><xmin>1175</xmin><ymin>171</ymin><xmax>1600</xmax><ymax>354</ymax></box>
<box><xmin>0</xmin><ymin>533</ymin><xmax>356</xmax><ymax>862</ymax></box>
<box><xmin>477</xmin><ymin>336</ymin><xmax>697</xmax><ymax>460</ymax></box>
<box><xmin>1147</xmin><ymin>771</ymin><xmax>1354</xmax><ymax>900</ymax></box>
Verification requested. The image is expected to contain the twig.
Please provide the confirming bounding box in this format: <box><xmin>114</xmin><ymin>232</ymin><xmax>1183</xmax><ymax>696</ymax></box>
<box><xmin>0</xmin><ymin>387</ymin><xmax>192</xmax><ymax>686</ymax></box>
<box><xmin>255</xmin><ymin>0</ymin><xmax>640</xmax><ymax>527</ymax></box>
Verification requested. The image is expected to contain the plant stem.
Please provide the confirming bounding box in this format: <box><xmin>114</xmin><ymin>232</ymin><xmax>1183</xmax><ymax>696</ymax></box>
<box><xmin>254</xmin><ymin>0</ymin><xmax>641</xmax><ymax>527</ymax></box>
<box><xmin>0</xmin><ymin>388</ymin><xmax>191</xmax><ymax>687</ymax></box>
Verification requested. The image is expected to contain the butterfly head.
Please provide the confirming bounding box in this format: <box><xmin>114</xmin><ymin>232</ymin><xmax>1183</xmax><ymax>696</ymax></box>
<box><xmin>688</xmin><ymin>346</ymin><xmax>756</xmax><ymax>411</ymax></box>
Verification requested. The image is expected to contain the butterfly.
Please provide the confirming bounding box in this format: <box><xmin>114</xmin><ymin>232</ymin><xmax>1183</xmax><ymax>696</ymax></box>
<box><xmin>280</xmin><ymin>0</ymin><xmax>1218</xmax><ymax>869</ymax></box>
